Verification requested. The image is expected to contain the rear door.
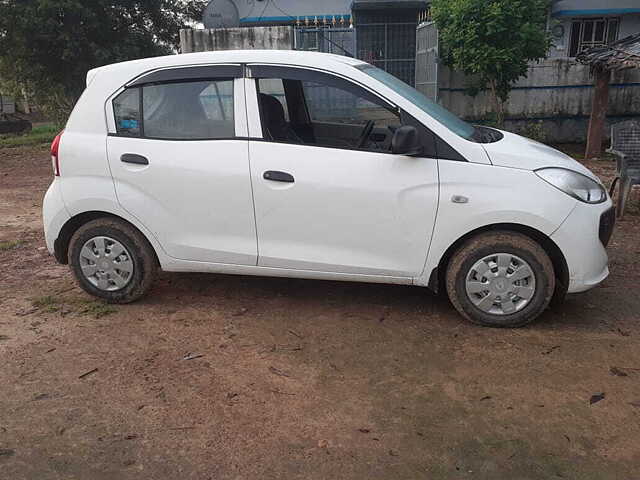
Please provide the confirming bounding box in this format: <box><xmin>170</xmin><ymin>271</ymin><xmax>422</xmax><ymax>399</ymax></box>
<box><xmin>246</xmin><ymin>65</ymin><xmax>439</xmax><ymax>277</ymax></box>
<box><xmin>106</xmin><ymin>65</ymin><xmax>257</xmax><ymax>265</ymax></box>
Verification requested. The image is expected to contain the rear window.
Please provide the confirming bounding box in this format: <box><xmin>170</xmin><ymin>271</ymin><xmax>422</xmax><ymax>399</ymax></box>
<box><xmin>113</xmin><ymin>88</ymin><xmax>141</xmax><ymax>137</ymax></box>
<box><xmin>112</xmin><ymin>79</ymin><xmax>235</xmax><ymax>140</ymax></box>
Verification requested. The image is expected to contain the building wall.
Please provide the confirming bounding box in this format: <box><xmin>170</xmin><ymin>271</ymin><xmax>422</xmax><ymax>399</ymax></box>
<box><xmin>619</xmin><ymin>13</ymin><xmax>640</xmax><ymax>37</ymax></box>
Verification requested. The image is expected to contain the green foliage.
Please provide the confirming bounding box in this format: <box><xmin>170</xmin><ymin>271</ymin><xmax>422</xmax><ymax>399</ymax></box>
<box><xmin>519</xmin><ymin>119</ymin><xmax>546</xmax><ymax>143</ymax></box>
<box><xmin>0</xmin><ymin>0</ymin><xmax>206</xmax><ymax>123</ymax></box>
<box><xmin>77</xmin><ymin>300</ymin><xmax>117</xmax><ymax>319</ymax></box>
<box><xmin>31</xmin><ymin>295</ymin><xmax>118</xmax><ymax>318</ymax></box>
<box><xmin>431</xmin><ymin>0</ymin><xmax>551</xmax><ymax>125</ymax></box>
<box><xmin>0</xmin><ymin>239</ymin><xmax>24</xmax><ymax>251</ymax></box>
<box><xmin>31</xmin><ymin>295</ymin><xmax>60</xmax><ymax>312</ymax></box>
<box><xmin>0</xmin><ymin>123</ymin><xmax>58</xmax><ymax>148</ymax></box>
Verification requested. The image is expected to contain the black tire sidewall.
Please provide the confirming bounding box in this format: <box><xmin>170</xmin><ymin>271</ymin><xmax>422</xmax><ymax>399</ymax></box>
<box><xmin>69</xmin><ymin>221</ymin><xmax>153</xmax><ymax>303</ymax></box>
<box><xmin>450</xmin><ymin>238</ymin><xmax>554</xmax><ymax>327</ymax></box>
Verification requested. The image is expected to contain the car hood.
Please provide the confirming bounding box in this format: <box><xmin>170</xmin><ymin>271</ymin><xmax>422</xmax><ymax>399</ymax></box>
<box><xmin>481</xmin><ymin>129</ymin><xmax>597</xmax><ymax>180</ymax></box>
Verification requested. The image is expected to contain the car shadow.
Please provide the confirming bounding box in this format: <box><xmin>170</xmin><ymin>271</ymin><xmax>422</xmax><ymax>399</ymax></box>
<box><xmin>137</xmin><ymin>271</ymin><xmax>633</xmax><ymax>334</ymax></box>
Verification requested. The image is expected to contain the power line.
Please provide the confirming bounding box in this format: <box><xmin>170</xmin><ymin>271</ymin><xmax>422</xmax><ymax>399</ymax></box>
<box><xmin>269</xmin><ymin>0</ymin><xmax>296</xmax><ymax>21</ymax></box>
<box><xmin>256</xmin><ymin>0</ymin><xmax>271</xmax><ymax>22</ymax></box>
<box><xmin>243</xmin><ymin>0</ymin><xmax>257</xmax><ymax>20</ymax></box>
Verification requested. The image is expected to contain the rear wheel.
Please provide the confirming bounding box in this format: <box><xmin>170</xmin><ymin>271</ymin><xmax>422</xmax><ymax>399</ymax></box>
<box><xmin>68</xmin><ymin>218</ymin><xmax>157</xmax><ymax>303</ymax></box>
<box><xmin>445</xmin><ymin>231</ymin><xmax>555</xmax><ymax>327</ymax></box>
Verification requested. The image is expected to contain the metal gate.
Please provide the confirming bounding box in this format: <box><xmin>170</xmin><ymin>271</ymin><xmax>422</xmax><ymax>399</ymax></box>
<box><xmin>295</xmin><ymin>26</ymin><xmax>355</xmax><ymax>58</ymax></box>
<box><xmin>355</xmin><ymin>10</ymin><xmax>418</xmax><ymax>86</ymax></box>
<box><xmin>415</xmin><ymin>21</ymin><xmax>438</xmax><ymax>101</ymax></box>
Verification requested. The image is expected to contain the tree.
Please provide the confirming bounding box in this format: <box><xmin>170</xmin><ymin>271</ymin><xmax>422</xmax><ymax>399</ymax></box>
<box><xmin>431</xmin><ymin>0</ymin><xmax>551</xmax><ymax>126</ymax></box>
<box><xmin>0</xmin><ymin>0</ymin><xmax>206</xmax><ymax>123</ymax></box>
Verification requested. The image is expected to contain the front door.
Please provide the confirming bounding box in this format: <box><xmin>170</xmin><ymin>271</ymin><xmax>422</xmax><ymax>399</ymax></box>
<box><xmin>106</xmin><ymin>69</ymin><xmax>257</xmax><ymax>265</ymax></box>
<box><xmin>247</xmin><ymin>66</ymin><xmax>439</xmax><ymax>277</ymax></box>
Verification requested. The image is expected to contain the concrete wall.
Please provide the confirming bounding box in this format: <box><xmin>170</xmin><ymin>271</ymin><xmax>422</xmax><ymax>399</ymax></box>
<box><xmin>180</xmin><ymin>26</ymin><xmax>295</xmax><ymax>53</ymax></box>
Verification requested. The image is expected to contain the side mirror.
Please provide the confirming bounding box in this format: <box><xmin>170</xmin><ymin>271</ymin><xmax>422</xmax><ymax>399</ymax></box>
<box><xmin>391</xmin><ymin>125</ymin><xmax>423</xmax><ymax>156</ymax></box>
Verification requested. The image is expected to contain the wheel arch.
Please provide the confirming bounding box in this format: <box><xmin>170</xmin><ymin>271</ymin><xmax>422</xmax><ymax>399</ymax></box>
<box><xmin>53</xmin><ymin>211</ymin><xmax>160</xmax><ymax>266</ymax></box>
<box><xmin>428</xmin><ymin>223</ymin><xmax>569</xmax><ymax>303</ymax></box>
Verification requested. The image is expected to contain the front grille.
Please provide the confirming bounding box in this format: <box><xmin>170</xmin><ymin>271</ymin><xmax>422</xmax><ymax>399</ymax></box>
<box><xmin>599</xmin><ymin>207</ymin><xmax>616</xmax><ymax>247</ymax></box>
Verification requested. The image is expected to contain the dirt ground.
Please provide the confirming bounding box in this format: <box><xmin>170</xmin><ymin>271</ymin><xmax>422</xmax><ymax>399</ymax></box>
<box><xmin>1</xmin><ymin>145</ymin><xmax>639</xmax><ymax>480</ymax></box>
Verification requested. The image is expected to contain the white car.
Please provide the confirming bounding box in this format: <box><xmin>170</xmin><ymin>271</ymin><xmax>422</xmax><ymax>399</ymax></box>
<box><xmin>43</xmin><ymin>50</ymin><xmax>615</xmax><ymax>327</ymax></box>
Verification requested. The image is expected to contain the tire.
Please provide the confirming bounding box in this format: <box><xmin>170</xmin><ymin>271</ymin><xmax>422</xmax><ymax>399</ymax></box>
<box><xmin>445</xmin><ymin>231</ymin><xmax>555</xmax><ymax>328</ymax></box>
<box><xmin>68</xmin><ymin>218</ymin><xmax>157</xmax><ymax>303</ymax></box>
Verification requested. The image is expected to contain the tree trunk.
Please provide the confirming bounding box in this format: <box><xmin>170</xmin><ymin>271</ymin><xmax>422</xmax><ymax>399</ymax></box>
<box><xmin>585</xmin><ymin>67</ymin><xmax>610</xmax><ymax>159</ymax></box>
<box><xmin>488</xmin><ymin>80</ymin><xmax>505</xmax><ymax>127</ymax></box>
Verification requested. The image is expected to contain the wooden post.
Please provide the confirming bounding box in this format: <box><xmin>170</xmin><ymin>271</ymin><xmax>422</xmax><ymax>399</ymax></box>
<box><xmin>585</xmin><ymin>67</ymin><xmax>610</xmax><ymax>159</ymax></box>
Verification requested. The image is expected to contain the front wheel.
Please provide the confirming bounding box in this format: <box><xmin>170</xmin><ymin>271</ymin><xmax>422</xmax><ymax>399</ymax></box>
<box><xmin>445</xmin><ymin>231</ymin><xmax>555</xmax><ymax>327</ymax></box>
<box><xmin>68</xmin><ymin>218</ymin><xmax>157</xmax><ymax>303</ymax></box>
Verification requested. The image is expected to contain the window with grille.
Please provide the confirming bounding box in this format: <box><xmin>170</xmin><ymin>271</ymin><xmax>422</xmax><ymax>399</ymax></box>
<box><xmin>568</xmin><ymin>17</ymin><xmax>619</xmax><ymax>57</ymax></box>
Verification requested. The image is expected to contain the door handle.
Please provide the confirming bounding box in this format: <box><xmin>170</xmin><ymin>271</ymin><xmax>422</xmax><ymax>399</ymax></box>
<box><xmin>263</xmin><ymin>170</ymin><xmax>294</xmax><ymax>183</ymax></box>
<box><xmin>121</xmin><ymin>153</ymin><xmax>149</xmax><ymax>165</ymax></box>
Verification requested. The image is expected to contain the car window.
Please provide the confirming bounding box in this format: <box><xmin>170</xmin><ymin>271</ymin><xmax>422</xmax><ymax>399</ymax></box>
<box><xmin>112</xmin><ymin>79</ymin><xmax>235</xmax><ymax>140</ymax></box>
<box><xmin>142</xmin><ymin>80</ymin><xmax>234</xmax><ymax>140</ymax></box>
<box><xmin>254</xmin><ymin>67</ymin><xmax>401</xmax><ymax>152</ymax></box>
<box><xmin>302</xmin><ymin>80</ymin><xmax>399</xmax><ymax>128</ymax></box>
<box><xmin>113</xmin><ymin>88</ymin><xmax>141</xmax><ymax>137</ymax></box>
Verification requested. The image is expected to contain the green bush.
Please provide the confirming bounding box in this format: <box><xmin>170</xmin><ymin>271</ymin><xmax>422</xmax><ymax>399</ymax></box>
<box><xmin>0</xmin><ymin>123</ymin><xmax>59</xmax><ymax>148</ymax></box>
<box><xmin>519</xmin><ymin>120</ymin><xmax>546</xmax><ymax>143</ymax></box>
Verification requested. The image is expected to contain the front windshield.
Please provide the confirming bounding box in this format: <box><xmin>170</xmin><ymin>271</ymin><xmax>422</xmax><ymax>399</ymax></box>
<box><xmin>356</xmin><ymin>64</ymin><xmax>476</xmax><ymax>140</ymax></box>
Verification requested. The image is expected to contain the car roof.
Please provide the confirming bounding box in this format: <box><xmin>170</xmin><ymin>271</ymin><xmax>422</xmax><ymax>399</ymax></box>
<box><xmin>87</xmin><ymin>50</ymin><xmax>366</xmax><ymax>87</ymax></box>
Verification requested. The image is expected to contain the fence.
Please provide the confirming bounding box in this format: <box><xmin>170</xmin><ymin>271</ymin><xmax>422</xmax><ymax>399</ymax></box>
<box><xmin>355</xmin><ymin>9</ymin><xmax>419</xmax><ymax>86</ymax></box>
<box><xmin>295</xmin><ymin>26</ymin><xmax>355</xmax><ymax>57</ymax></box>
<box><xmin>415</xmin><ymin>21</ymin><xmax>438</xmax><ymax>101</ymax></box>
<box><xmin>0</xmin><ymin>95</ymin><xmax>15</xmax><ymax>115</ymax></box>
<box><xmin>436</xmin><ymin>59</ymin><xmax>640</xmax><ymax>142</ymax></box>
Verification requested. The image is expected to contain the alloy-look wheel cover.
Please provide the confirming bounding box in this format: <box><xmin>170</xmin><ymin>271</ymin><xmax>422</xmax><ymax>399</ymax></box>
<box><xmin>79</xmin><ymin>236</ymin><xmax>134</xmax><ymax>291</ymax></box>
<box><xmin>465</xmin><ymin>253</ymin><xmax>536</xmax><ymax>315</ymax></box>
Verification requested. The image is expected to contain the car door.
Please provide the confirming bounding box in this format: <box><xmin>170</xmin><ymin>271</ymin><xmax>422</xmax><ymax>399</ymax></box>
<box><xmin>246</xmin><ymin>65</ymin><xmax>439</xmax><ymax>277</ymax></box>
<box><xmin>106</xmin><ymin>65</ymin><xmax>258</xmax><ymax>265</ymax></box>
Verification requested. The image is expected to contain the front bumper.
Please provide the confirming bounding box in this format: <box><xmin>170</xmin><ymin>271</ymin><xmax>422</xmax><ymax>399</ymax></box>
<box><xmin>551</xmin><ymin>200</ymin><xmax>614</xmax><ymax>293</ymax></box>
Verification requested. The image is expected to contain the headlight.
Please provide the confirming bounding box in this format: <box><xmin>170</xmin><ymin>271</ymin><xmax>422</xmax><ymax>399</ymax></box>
<box><xmin>535</xmin><ymin>168</ymin><xmax>606</xmax><ymax>204</ymax></box>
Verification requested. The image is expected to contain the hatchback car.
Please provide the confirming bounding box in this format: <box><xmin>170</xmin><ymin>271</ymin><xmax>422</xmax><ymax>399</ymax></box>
<box><xmin>43</xmin><ymin>50</ymin><xmax>615</xmax><ymax>327</ymax></box>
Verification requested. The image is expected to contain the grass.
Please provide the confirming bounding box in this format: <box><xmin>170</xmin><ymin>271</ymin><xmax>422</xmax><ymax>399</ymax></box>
<box><xmin>77</xmin><ymin>300</ymin><xmax>118</xmax><ymax>319</ymax></box>
<box><xmin>31</xmin><ymin>295</ymin><xmax>60</xmax><ymax>313</ymax></box>
<box><xmin>0</xmin><ymin>123</ymin><xmax>59</xmax><ymax>148</ymax></box>
<box><xmin>31</xmin><ymin>295</ymin><xmax>118</xmax><ymax>318</ymax></box>
<box><xmin>0</xmin><ymin>239</ymin><xmax>24</xmax><ymax>251</ymax></box>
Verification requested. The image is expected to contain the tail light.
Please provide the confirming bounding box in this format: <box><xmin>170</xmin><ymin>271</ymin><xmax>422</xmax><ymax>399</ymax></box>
<box><xmin>51</xmin><ymin>130</ymin><xmax>64</xmax><ymax>176</ymax></box>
